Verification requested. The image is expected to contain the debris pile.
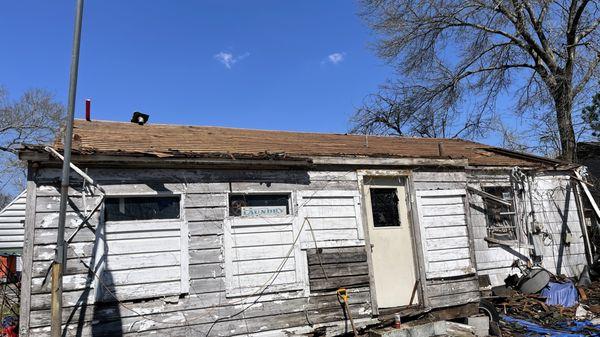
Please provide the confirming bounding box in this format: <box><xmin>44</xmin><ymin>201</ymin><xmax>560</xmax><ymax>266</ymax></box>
<box><xmin>494</xmin><ymin>278</ymin><xmax>600</xmax><ymax>336</ymax></box>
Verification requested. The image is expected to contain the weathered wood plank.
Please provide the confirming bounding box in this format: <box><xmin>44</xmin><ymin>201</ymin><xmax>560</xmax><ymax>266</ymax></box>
<box><xmin>189</xmin><ymin>263</ymin><xmax>223</xmax><ymax>279</ymax></box>
<box><xmin>427</xmin><ymin>237</ymin><xmax>470</xmax><ymax>250</ymax></box>
<box><xmin>425</xmin><ymin>226</ymin><xmax>468</xmax><ymax>239</ymax></box>
<box><xmin>428</xmin><ymin>248</ymin><xmax>471</xmax><ymax>262</ymax></box>
<box><xmin>302</xmin><ymin>217</ymin><xmax>358</xmax><ymax>230</ymax></box>
<box><xmin>189</xmin><ymin>234</ymin><xmax>222</xmax><ymax>250</ymax></box>
<box><xmin>428</xmin><ymin>291</ymin><xmax>479</xmax><ymax>308</ymax></box>
<box><xmin>412</xmin><ymin>171</ymin><xmax>467</xmax><ymax>183</ymax></box>
<box><xmin>186</xmin><ymin>207</ymin><xmax>227</xmax><ymax>221</ymax></box>
<box><xmin>310</xmin><ymin>275</ymin><xmax>370</xmax><ymax>291</ymax></box>
<box><xmin>189</xmin><ymin>248</ymin><xmax>222</xmax><ymax>264</ymax></box>
<box><xmin>305</xmin><ymin>229</ymin><xmax>359</xmax><ymax>242</ymax></box>
<box><xmin>306</xmin><ymin>247</ymin><xmax>367</xmax><ymax>265</ymax></box>
<box><xmin>188</xmin><ymin>221</ymin><xmax>223</xmax><ymax>236</ymax></box>
<box><xmin>303</xmin><ymin>205</ymin><xmax>356</xmax><ymax>218</ymax></box>
<box><xmin>230</xmin><ymin>231</ymin><xmax>293</xmax><ymax>247</ymax></box>
<box><xmin>29</xmin><ymin>289</ymin><xmax>371</xmax><ymax>335</ymax></box>
<box><xmin>35</xmin><ymin>211</ymin><xmax>100</xmax><ymax>229</ymax></box>
<box><xmin>19</xmin><ymin>176</ymin><xmax>37</xmax><ymax>337</ymax></box>
<box><xmin>105</xmin><ymin>237</ymin><xmax>180</xmax><ymax>255</ymax></box>
<box><xmin>232</xmin><ymin>257</ymin><xmax>295</xmax><ymax>275</ymax></box>
<box><xmin>308</xmin><ymin>262</ymin><xmax>369</xmax><ymax>278</ymax></box>
<box><xmin>184</xmin><ymin>193</ymin><xmax>227</xmax><ymax>207</ymax></box>
<box><xmin>35</xmin><ymin>195</ymin><xmax>102</xmax><ymax>213</ymax></box>
<box><xmin>426</xmin><ymin>278</ymin><xmax>478</xmax><ymax>297</ymax></box>
<box><xmin>231</xmin><ymin>244</ymin><xmax>293</xmax><ymax>260</ymax></box>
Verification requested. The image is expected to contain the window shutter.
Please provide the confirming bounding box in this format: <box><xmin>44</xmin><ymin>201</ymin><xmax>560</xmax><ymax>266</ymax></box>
<box><xmin>224</xmin><ymin>216</ymin><xmax>306</xmax><ymax>297</ymax></box>
<box><xmin>415</xmin><ymin>189</ymin><xmax>475</xmax><ymax>279</ymax></box>
<box><xmin>95</xmin><ymin>219</ymin><xmax>189</xmax><ymax>302</ymax></box>
<box><xmin>297</xmin><ymin>190</ymin><xmax>364</xmax><ymax>247</ymax></box>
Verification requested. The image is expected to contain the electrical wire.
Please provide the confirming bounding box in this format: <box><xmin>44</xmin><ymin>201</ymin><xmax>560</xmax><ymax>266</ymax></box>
<box><xmin>59</xmin><ymin>169</ymin><xmax>354</xmax><ymax>332</ymax></box>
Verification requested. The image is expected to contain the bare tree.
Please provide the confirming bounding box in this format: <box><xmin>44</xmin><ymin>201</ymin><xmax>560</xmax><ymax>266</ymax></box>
<box><xmin>0</xmin><ymin>86</ymin><xmax>64</xmax><ymax>193</ymax></box>
<box><xmin>582</xmin><ymin>85</ymin><xmax>600</xmax><ymax>138</ymax></box>
<box><xmin>353</xmin><ymin>0</ymin><xmax>600</xmax><ymax>161</ymax></box>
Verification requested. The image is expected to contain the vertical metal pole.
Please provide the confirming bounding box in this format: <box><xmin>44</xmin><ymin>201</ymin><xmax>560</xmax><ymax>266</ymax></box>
<box><xmin>51</xmin><ymin>1</ymin><xmax>84</xmax><ymax>336</ymax></box>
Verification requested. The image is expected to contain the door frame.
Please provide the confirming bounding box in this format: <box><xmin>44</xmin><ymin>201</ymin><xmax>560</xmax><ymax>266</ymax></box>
<box><xmin>357</xmin><ymin>170</ymin><xmax>427</xmax><ymax>315</ymax></box>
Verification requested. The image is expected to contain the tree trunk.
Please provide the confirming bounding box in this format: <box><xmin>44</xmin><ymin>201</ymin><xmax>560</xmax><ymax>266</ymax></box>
<box><xmin>553</xmin><ymin>84</ymin><xmax>577</xmax><ymax>162</ymax></box>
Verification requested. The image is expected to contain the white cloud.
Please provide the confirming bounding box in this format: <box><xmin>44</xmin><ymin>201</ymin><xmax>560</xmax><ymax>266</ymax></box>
<box><xmin>327</xmin><ymin>52</ymin><xmax>345</xmax><ymax>64</ymax></box>
<box><xmin>214</xmin><ymin>51</ymin><xmax>250</xmax><ymax>69</ymax></box>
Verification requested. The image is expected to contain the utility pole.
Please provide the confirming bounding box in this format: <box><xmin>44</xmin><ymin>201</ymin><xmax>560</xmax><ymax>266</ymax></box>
<box><xmin>50</xmin><ymin>1</ymin><xmax>84</xmax><ymax>336</ymax></box>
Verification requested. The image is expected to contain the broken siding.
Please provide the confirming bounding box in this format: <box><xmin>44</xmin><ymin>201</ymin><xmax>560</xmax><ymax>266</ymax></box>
<box><xmin>468</xmin><ymin>171</ymin><xmax>587</xmax><ymax>287</ymax></box>
<box><xmin>0</xmin><ymin>190</ymin><xmax>26</xmax><ymax>254</ymax></box>
<box><xmin>307</xmin><ymin>246</ymin><xmax>369</xmax><ymax>291</ymax></box>
<box><xmin>530</xmin><ymin>174</ymin><xmax>586</xmax><ymax>277</ymax></box>
<box><xmin>412</xmin><ymin>171</ymin><xmax>479</xmax><ymax>308</ymax></box>
<box><xmin>25</xmin><ymin>168</ymin><xmax>372</xmax><ymax>337</ymax></box>
<box><xmin>467</xmin><ymin>172</ymin><xmax>528</xmax><ymax>287</ymax></box>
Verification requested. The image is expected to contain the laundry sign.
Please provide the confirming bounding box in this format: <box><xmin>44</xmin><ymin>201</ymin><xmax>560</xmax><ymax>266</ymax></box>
<box><xmin>241</xmin><ymin>206</ymin><xmax>287</xmax><ymax>217</ymax></box>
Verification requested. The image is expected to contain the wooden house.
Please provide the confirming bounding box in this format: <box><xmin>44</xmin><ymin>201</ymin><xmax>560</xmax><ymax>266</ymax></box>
<box><xmin>17</xmin><ymin>120</ymin><xmax>590</xmax><ymax>336</ymax></box>
<box><xmin>0</xmin><ymin>190</ymin><xmax>27</xmax><ymax>278</ymax></box>
<box><xmin>0</xmin><ymin>190</ymin><xmax>27</xmax><ymax>257</ymax></box>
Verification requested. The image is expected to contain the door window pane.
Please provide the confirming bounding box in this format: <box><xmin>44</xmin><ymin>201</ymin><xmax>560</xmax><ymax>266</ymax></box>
<box><xmin>370</xmin><ymin>188</ymin><xmax>400</xmax><ymax>227</ymax></box>
<box><xmin>105</xmin><ymin>196</ymin><xmax>180</xmax><ymax>221</ymax></box>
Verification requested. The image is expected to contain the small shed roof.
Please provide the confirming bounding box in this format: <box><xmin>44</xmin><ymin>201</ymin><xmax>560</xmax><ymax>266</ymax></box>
<box><xmin>36</xmin><ymin>119</ymin><xmax>567</xmax><ymax>168</ymax></box>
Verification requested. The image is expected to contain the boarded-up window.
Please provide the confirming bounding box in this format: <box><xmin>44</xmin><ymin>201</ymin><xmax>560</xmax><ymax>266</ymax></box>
<box><xmin>416</xmin><ymin>189</ymin><xmax>474</xmax><ymax>279</ymax></box>
<box><xmin>224</xmin><ymin>202</ymin><xmax>306</xmax><ymax>297</ymax></box>
<box><xmin>297</xmin><ymin>190</ymin><xmax>364</xmax><ymax>247</ymax></box>
<box><xmin>96</xmin><ymin>194</ymin><xmax>188</xmax><ymax>302</ymax></box>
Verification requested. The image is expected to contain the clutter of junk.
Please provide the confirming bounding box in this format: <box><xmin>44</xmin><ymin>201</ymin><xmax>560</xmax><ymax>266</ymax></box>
<box><xmin>1</xmin><ymin>256</ymin><xmax>19</xmax><ymax>337</ymax></box>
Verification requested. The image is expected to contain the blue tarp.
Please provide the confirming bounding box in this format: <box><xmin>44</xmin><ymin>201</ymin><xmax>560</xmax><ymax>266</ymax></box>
<box><xmin>541</xmin><ymin>282</ymin><xmax>579</xmax><ymax>307</ymax></box>
<box><xmin>502</xmin><ymin>315</ymin><xmax>600</xmax><ymax>337</ymax></box>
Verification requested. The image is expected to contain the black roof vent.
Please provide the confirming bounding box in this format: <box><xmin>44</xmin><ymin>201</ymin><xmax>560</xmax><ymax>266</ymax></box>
<box><xmin>131</xmin><ymin>111</ymin><xmax>149</xmax><ymax>125</ymax></box>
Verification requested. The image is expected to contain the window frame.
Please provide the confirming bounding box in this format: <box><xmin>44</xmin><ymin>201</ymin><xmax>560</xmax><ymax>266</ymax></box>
<box><xmin>103</xmin><ymin>194</ymin><xmax>183</xmax><ymax>223</ymax></box>
<box><xmin>226</xmin><ymin>192</ymin><xmax>294</xmax><ymax>218</ymax></box>
<box><xmin>93</xmin><ymin>191</ymin><xmax>189</xmax><ymax>303</ymax></box>
<box><xmin>366</xmin><ymin>185</ymin><xmax>406</xmax><ymax>231</ymax></box>
<box><xmin>223</xmin><ymin>190</ymin><xmax>308</xmax><ymax>298</ymax></box>
<box><xmin>368</xmin><ymin>187</ymin><xmax>402</xmax><ymax>228</ymax></box>
<box><xmin>481</xmin><ymin>185</ymin><xmax>518</xmax><ymax>245</ymax></box>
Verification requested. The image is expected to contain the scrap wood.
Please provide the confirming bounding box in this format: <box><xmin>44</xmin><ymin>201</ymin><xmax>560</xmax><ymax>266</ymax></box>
<box><xmin>497</xmin><ymin>280</ymin><xmax>600</xmax><ymax>336</ymax></box>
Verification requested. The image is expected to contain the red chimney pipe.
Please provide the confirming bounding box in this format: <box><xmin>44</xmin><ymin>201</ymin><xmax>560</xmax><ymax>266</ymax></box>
<box><xmin>85</xmin><ymin>99</ymin><xmax>91</xmax><ymax>121</ymax></box>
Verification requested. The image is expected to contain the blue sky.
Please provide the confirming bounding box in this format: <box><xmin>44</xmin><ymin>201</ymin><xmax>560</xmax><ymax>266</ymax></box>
<box><xmin>0</xmin><ymin>1</ymin><xmax>392</xmax><ymax>133</ymax></box>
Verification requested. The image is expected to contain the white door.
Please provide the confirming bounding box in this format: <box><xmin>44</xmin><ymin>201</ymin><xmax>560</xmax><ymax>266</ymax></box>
<box><xmin>364</xmin><ymin>177</ymin><xmax>418</xmax><ymax>308</ymax></box>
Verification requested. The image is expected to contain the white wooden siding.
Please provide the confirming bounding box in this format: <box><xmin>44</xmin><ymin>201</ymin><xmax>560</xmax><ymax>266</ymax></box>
<box><xmin>531</xmin><ymin>175</ymin><xmax>586</xmax><ymax>277</ymax></box>
<box><xmin>297</xmin><ymin>190</ymin><xmax>364</xmax><ymax>248</ymax></box>
<box><xmin>0</xmin><ymin>190</ymin><xmax>26</xmax><ymax>254</ymax></box>
<box><xmin>468</xmin><ymin>172</ymin><xmax>587</xmax><ymax>287</ymax></box>
<box><xmin>95</xmin><ymin>219</ymin><xmax>189</xmax><ymax>302</ymax></box>
<box><xmin>224</xmin><ymin>216</ymin><xmax>307</xmax><ymax>297</ymax></box>
<box><xmin>416</xmin><ymin>189</ymin><xmax>475</xmax><ymax>279</ymax></box>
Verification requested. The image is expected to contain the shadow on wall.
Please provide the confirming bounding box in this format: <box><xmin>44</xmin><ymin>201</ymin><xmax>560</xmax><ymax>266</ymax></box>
<box><xmin>62</xmin><ymin>199</ymin><xmax>122</xmax><ymax>337</ymax></box>
<box><xmin>553</xmin><ymin>183</ymin><xmax>572</xmax><ymax>276</ymax></box>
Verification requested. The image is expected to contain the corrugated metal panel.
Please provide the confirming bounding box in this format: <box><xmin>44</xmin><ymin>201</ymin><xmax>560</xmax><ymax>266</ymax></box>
<box><xmin>0</xmin><ymin>190</ymin><xmax>26</xmax><ymax>254</ymax></box>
